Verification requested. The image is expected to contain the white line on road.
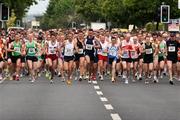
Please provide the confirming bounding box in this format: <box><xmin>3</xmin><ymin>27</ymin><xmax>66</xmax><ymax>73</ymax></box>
<box><xmin>94</xmin><ymin>85</ymin><xmax>100</xmax><ymax>90</ymax></box>
<box><xmin>111</xmin><ymin>113</ymin><xmax>122</xmax><ymax>120</ymax></box>
<box><xmin>100</xmin><ymin>97</ymin><xmax>108</xmax><ymax>102</ymax></box>
<box><xmin>96</xmin><ymin>91</ymin><xmax>103</xmax><ymax>95</ymax></box>
<box><xmin>104</xmin><ymin>104</ymin><xmax>114</xmax><ymax>110</ymax></box>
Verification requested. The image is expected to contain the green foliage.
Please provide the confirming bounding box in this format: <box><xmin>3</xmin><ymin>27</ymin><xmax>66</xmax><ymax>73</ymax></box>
<box><xmin>41</xmin><ymin>0</ymin><xmax>76</xmax><ymax>29</ymax></box>
<box><xmin>145</xmin><ymin>22</ymin><xmax>165</xmax><ymax>32</ymax></box>
<box><xmin>6</xmin><ymin>9</ymin><xmax>16</xmax><ymax>28</ymax></box>
<box><xmin>42</xmin><ymin>0</ymin><xmax>180</xmax><ymax>29</ymax></box>
<box><xmin>1</xmin><ymin>0</ymin><xmax>37</xmax><ymax>19</ymax></box>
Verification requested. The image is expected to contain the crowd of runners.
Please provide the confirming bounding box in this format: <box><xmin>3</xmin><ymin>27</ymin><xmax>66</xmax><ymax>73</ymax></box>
<box><xmin>0</xmin><ymin>28</ymin><xmax>180</xmax><ymax>85</ymax></box>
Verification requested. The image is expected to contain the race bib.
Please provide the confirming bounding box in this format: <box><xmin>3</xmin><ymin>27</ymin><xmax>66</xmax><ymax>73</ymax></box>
<box><xmin>168</xmin><ymin>46</ymin><xmax>175</xmax><ymax>52</ymax></box>
<box><xmin>29</xmin><ymin>48</ymin><xmax>35</xmax><ymax>53</ymax></box>
<box><xmin>86</xmin><ymin>44</ymin><xmax>93</xmax><ymax>50</ymax></box>
<box><xmin>109</xmin><ymin>49</ymin><xmax>116</xmax><ymax>57</ymax></box>
<box><xmin>130</xmin><ymin>51</ymin><xmax>136</xmax><ymax>58</ymax></box>
<box><xmin>78</xmin><ymin>49</ymin><xmax>84</xmax><ymax>54</ymax></box>
<box><xmin>102</xmin><ymin>52</ymin><xmax>107</xmax><ymax>56</ymax></box>
<box><xmin>123</xmin><ymin>51</ymin><xmax>129</xmax><ymax>58</ymax></box>
<box><xmin>50</xmin><ymin>49</ymin><xmax>55</xmax><ymax>54</ymax></box>
<box><xmin>146</xmin><ymin>48</ymin><xmax>153</xmax><ymax>54</ymax></box>
<box><xmin>14</xmin><ymin>47</ymin><xmax>20</xmax><ymax>53</ymax></box>
<box><xmin>65</xmin><ymin>48</ymin><xmax>73</xmax><ymax>56</ymax></box>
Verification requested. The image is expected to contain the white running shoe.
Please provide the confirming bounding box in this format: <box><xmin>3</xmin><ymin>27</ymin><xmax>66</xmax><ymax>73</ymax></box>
<box><xmin>88</xmin><ymin>80</ymin><xmax>92</xmax><ymax>84</ymax></box>
<box><xmin>125</xmin><ymin>79</ymin><xmax>129</xmax><ymax>84</ymax></box>
<box><xmin>100</xmin><ymin>75</ymin><xmax>104</xmax><ymax>81</ymax></box>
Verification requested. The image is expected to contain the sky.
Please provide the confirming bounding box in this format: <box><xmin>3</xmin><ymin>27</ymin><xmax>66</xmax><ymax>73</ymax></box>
<box><xmin>27</xmin><ymin>0</ymin><xmax>49</xmax><ymax>16</ymax></box>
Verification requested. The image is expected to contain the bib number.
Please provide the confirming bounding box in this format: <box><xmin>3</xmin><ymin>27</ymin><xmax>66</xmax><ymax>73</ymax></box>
<box><xmin>123</xmin><ymin>51</ymin><xmax>129</xmax><ymax>58</ymax></box>
<box><xmin>86</xmin><ymin>44</ymin><xmax>93</xmax><ymax>50</ymax></box>
<box><xmin>146</xmin><ymin>48</ymin><xmax>153</xmax><ymax>54</ymax></box>
<box><xmin>14</xmin><ymin>47</ymin><xmax>20</xmax><ymax>53</ymax></box>
<box><xmin>78</xmin><ymin>49</ymin><xmax>83</xmax><ymax>54</ymax></box>
<box><xmin>29</xmin><ymin>48</ymin><xmax>35</xmax><ymax>53</ymax></box>
<box><xmin>65</xmin><ymin>48</ymin><xmax>73</xmax><ymax>56</ymax></box>
<box><xmin>168</xmin><ymin>46</ymin><xmax>175</xmax><ymax>52</ymax></box>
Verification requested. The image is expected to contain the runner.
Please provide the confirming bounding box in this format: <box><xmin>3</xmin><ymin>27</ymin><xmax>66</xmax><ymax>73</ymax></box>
<box><xmin>166</xmin><ymin>33</ymin><xmax>179</xmax><ymax>85</ymax></box>
<box><xmin>130</xmin><ymin>36</ymin><xmax>141</xmax><ymax>82</ymax></box>
<box><xmin>84</xmin><ymin>29</ymin><xmax>99</xmax><ymax>83</ymax></box>
<box><xmin>11</xmin><ymin>33</ymin><xmax>23</xmax><ymax>81</ymax></box>
<box><xmin>107</xmin><ymin>36</ymin><xmax>119</xmax><ymax>82</ymax></box>
<box><xmin>157</xmin><ymin>34</ymin><xmax>166</xmax><ymax>80</ymax></box>
<box><xmin>63</xmin><ymin>32</ymin><xmax>75</xmax><ymax>85</ymax></box>
<box><xmin>143</xmin><ymin>36</ymin><xmax>154</xmax><ymax>84</ymax></box>
<box><xmin>120</xmin><ymin>33</ymin><xmax>133</xmax><ymax>84</ymax></box>
<box><xmin>45</xmin><ymin>32</ymin><xmax>59</xmax><ymax>83</ymax></box>
<box><xmin>26</xmin><ymin>33</ymin><xmax>38</xmax><ymax>83</ymax></box>
<box><xmin>98</xmin><ymin>35</ymin><xmax>108</xmax><ymax>81</ymax></box>
<box><xmin>74</xmin><ymin>30</ymin><xmax>85</xmax><ymax>81</ymax></box>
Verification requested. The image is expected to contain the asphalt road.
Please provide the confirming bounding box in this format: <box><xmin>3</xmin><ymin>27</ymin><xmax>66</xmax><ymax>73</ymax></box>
<box><xmin>0</xmin><ymin>74</ymin><xmax>180</xmax><ymax>120</ymax></box>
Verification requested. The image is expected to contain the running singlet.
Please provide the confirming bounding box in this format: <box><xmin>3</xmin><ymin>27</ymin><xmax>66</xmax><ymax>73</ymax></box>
<box><xmin>64</xmin><ymin>41</ymin><xmax>74</xmax><ymax>57</ymax></box>
<box><xmin>121</xmin><ymin>40</ymin><xmax>133</xmax><ymax>59</ymax></box>
<box><xmin>158</xmin><ymin>40</ymin><xmax>166</xmax><ymax>57</ymax></box>
<box><xmin>98</xmin><ymin>41</ymin><xmax>108</xmax><ymax>56</ymax></box>
<box><xmin>107</xmin><ymin>44</ymin><xmax>119</xmax><ymax>58</ymax></box>
<box><xmin>48</xmin><ymin>41</ymin><xmax>58</xmax><ymax>55</ymax></box>
<box><xmin>77</xmin><ymin>39</ymin><xmax>84</xmax><ymax>55</ymax></box>
<box><xmin>85</xmin><ymin>36</ymin><xmax>95</xmax><ymax>55</ymax></box>
<box><xmin>166</xmin><ymin>40</ymin><xmax>178</xmax><ymax>58</ymax></box>
<box><xmin>144</xmin><ymin>43</ymin><xmax>153</xmax><ymax>55</ymax></box>
<box><xmin>130</xmin><ymin>43</ymin><xmax>140</xmax><ymax>59</ymax></box>
<box><xmin>26</xmin><ymin>41</ymin><xmax>36</xmax><ymax>56</ymax></box>
<box><xmin>12</xmin><ymin>41</ymin><xmax>21</xmax><ymax>56</ymax></box>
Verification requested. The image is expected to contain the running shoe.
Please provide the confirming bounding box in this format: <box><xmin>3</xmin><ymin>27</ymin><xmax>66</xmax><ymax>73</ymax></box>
<box><xmin>15</xmin><ymin>75</ymin><xmax>20</xmax><ymax>81</ymax></box>
<box><xmin>111</xmin><ymin>78</ymin><xmax>115</xmax><ymax>83</ymax></box>
<box><xmin>100</xmin><ymin>75</ymin><xmax>104</xmax><ymax>81</ymax></box>
<box><xmin>79</xmin><ymin>76</ymin><xmax>82</xmax><ymax>82</ymax></box>
<box><xmin>125</xmin><ymin>79</ymin><xmax>129</xmax><ymax>84</ymax></box>
<box><xmin>88</xmin><ymin>80</ymin><xmax>92</xmax><ymax>84</ymax></box>
<box><xmin>169</xmin><ymin>80</ymin><xmax>174</xmax><ymax>85</ymax></box>
<box><xmin>50</xmin><ymin>80</ymin><xmax>54</xmax><ymax>84</ymax></box>
<box><xmin>67</xmin><ymin>80</ymin><xmax>72</xmax><ymax>85</ymax></box>
<box><xmin>58</xmin><ymin>72</ymin><xmax>62</xmax><ymax>77</ymax></box>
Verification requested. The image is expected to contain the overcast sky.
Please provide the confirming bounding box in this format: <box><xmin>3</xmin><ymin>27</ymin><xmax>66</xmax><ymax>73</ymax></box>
<box><xmin>27</xmin><ymin>0</ymin><xmax>49</xmax><ymax>16</ymax></box>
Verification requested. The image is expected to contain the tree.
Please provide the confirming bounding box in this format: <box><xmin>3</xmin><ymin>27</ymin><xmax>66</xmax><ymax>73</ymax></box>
<box><xmin>0</xmin><ymin>0</ymin><xmax>37</xmax><ymax>19</ymax></box>
<box><xmin>6</xmin><ymin>9</ymin><xmax>16</xmax><ymax>27</ymax></box>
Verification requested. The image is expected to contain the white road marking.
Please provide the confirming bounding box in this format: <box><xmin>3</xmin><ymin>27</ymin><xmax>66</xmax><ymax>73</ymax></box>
<box><xmin>111</xmin><ymin>113</ymin><xmax>122</xmax><ymax>120</ymax></box>
<box><xmin>94</xmin><ymin>85</ymin><xmax>100</xmax><ymax>90</ymax></box>
<box><xmin>96</xmin><ymin>91</ymin><xmax>103</xmax><ymax>95</ymax></box>
<box><xmin>104</xmin><ymin>104</ymin><xmax>113</xmax><ymax>110</ymax></box>
<box><xmin>100</xmin><ymin>97</ymin><xmax>108</xmax><ymax>102</ymax></box>
<box><xmin>92</xmin><ymin>81</ymin><xmax>97</xmax><ymax>84</ymax></box>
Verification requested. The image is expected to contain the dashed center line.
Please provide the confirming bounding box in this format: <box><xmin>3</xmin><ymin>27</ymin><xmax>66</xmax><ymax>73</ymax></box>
<box><xmin>93</xmin><ymin>81</ymin><xmax>122</xmax><ymax>120</ymax></box>
<box><xmin>94</xmin><ymin>85</ymin><xmax>100</xmax><ymax>90</ymax></box>
<box><xmin>111</xmin><ymin>113</ymin><xmax>122</xmax><ymax>120</ymax></box>
<box><xmin>100</xmin><ymin>97</ymin><xmax>108</xmax><ymax>102</ymax></box>
<box><xmin>104</xmin><ymin>104</ymin><xmax>114</xmax><ymax>110</ymax></box>
<box><xmin>96</xmin><ymin>91</ymin><xmax>103</xmax><ymax>95</ymax></box>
